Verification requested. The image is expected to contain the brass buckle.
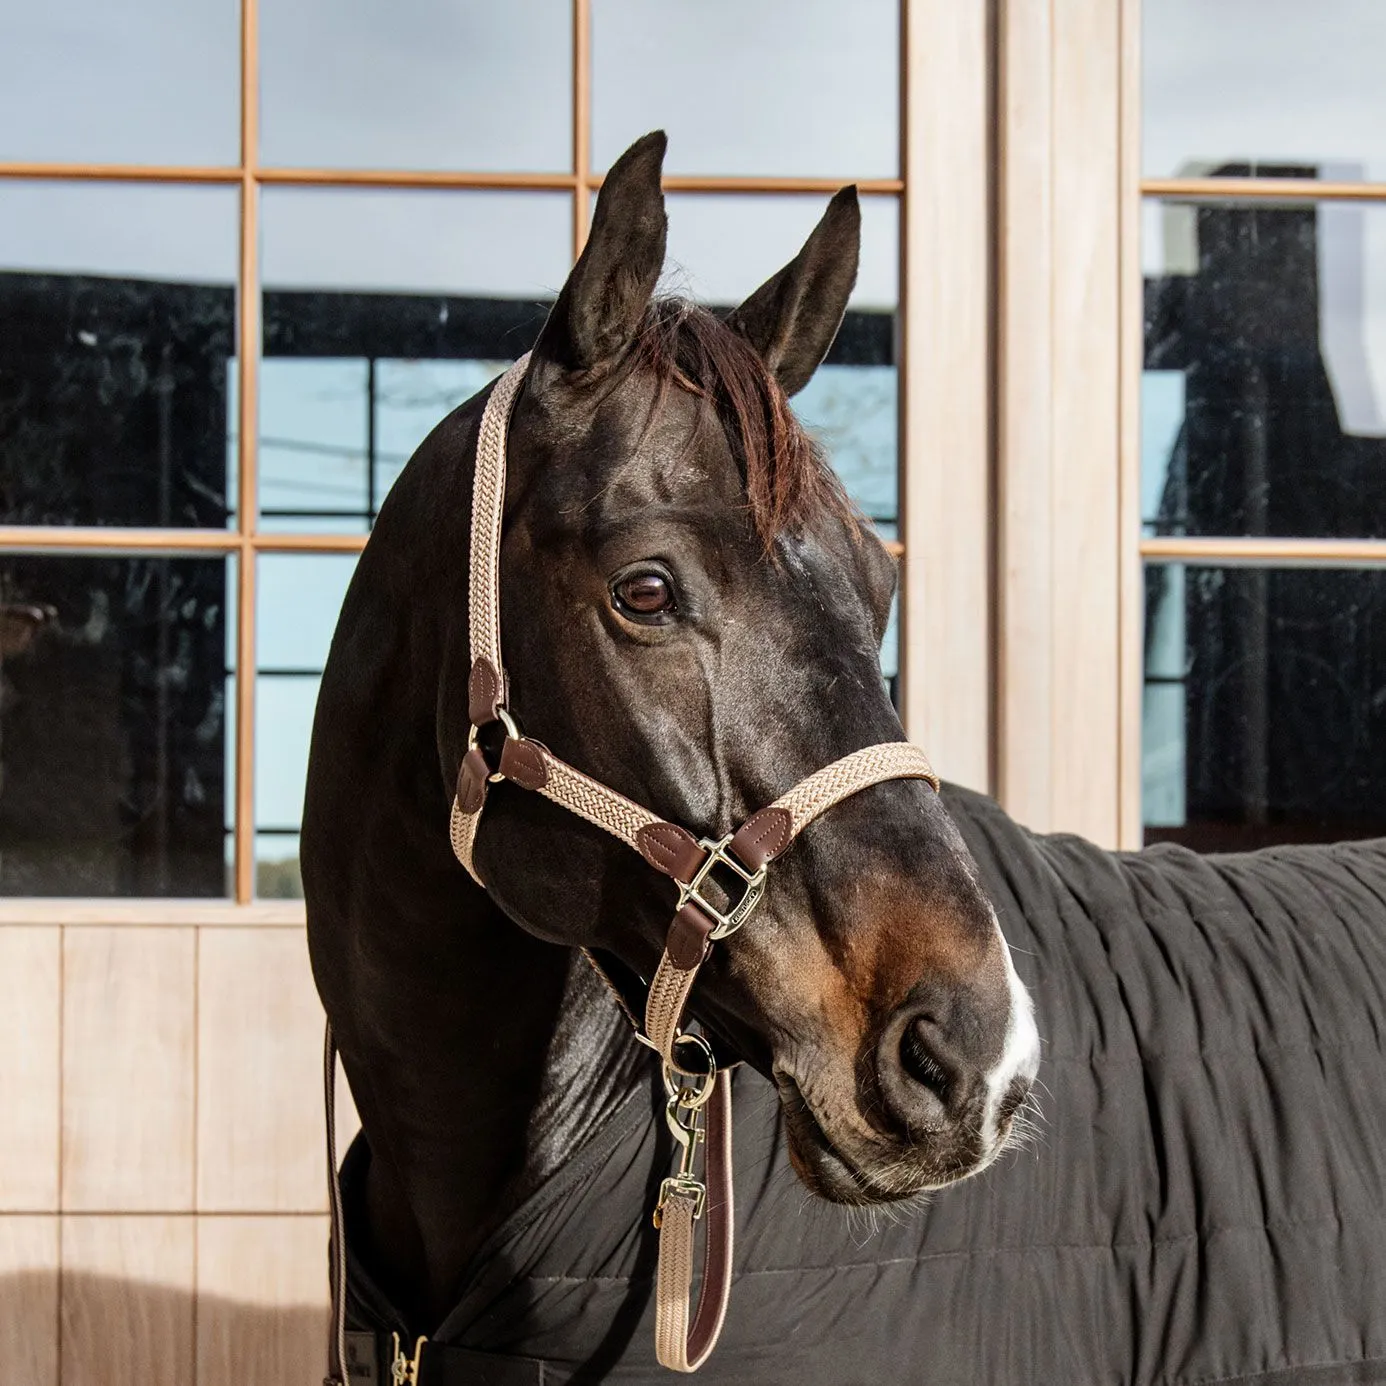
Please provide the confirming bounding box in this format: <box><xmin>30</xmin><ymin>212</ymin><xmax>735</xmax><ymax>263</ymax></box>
<box><xmin>654</xmin><ymin>1173</ymin><xmax>707</xmax><ymax>1226</ymax></box>
<box><xmin>676</xmin><ymin>833</ymin><xmax>767</xmax><ymax>940</ymax></box>
<box><xmin>465</xmin><ymin>704</ymin><xmax>521</xmax><ymax>784</ymax></box>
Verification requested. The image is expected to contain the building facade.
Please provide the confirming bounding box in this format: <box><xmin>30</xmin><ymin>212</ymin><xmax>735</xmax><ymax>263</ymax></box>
<box><xmin>2</xmin><ymin>1</ymin><xmax>1383</xmax><ymax>1381</ymax></box>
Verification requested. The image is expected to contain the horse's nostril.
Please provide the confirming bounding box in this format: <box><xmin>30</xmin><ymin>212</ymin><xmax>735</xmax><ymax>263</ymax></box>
<box><xmin>899</xmin><ymin>1018</ymin><xmax>953</xmax><ymax>1111</ymax></box>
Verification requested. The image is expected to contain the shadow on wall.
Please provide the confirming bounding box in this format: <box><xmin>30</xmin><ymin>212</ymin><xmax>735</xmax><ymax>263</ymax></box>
<box><xmin>2</xmin><ymin>1272</ymin><xmax>330</xmax><ymax>1386</ymax></box>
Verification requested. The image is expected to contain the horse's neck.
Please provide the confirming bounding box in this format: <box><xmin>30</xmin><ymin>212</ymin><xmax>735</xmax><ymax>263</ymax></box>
<box><xmin>308</xmin><ymin>429</ymin><xmax>654</xmax><ymax>1327</ymax></box>
<box><xmin>343</xmin><ymin>873</ymin><xmax>648</xmax><ymax>1329</ymax></box>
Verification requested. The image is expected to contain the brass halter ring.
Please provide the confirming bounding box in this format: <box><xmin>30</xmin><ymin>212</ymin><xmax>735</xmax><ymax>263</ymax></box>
<box><xmin>662</xmin><ymin>1032</ymin><xmax>718</xmax><ymax>1107</ymax></box>
<box><xmin>465</xmin><ymin>704</ymin><xmax>522</xmax><ymax>784</ymax></box>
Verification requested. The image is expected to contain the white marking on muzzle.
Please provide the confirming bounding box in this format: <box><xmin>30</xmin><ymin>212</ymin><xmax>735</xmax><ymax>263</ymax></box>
<box><xmin>982</xmin><ymin>930</ymin><xmax>1040</xmax><ymax>1149</ymax></box>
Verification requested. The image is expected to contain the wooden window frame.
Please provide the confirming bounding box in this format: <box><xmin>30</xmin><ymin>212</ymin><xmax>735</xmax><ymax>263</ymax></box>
<box><xmin>0</xmin><ymin>0</ymin><xmax>939</xmax><ymax>920</ymax></box>
<box><xmin>996</xmin><ymin>0</ymin><xmax>1386</xmax><ymax>853</ymax></box>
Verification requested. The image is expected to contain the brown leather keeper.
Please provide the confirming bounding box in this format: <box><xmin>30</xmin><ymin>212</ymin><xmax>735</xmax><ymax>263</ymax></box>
<box><xmin>467</xmin><ymin>657</ymin><xmax>504</xmax><ymax>727</ymax></box>
<box><xmin>499</xmin><ymin>738</ymin><xmax>549</xmax><ymax>791</ymax></box>
<box><xmin>456</xmin><ymin>747</ymin><xmax>491</xmax><ymax>815</ymax></box>
<box><xmin>636</xmin><ymin>822</ymin><xmax>707</xmax><ymax>885</ymax></box>
<box><xmin>666</xmin><ymin>902</ymin><xmax>716</xmax><ymax>970</ymax></box>
<box><xmin>729</xmin><ymin>806</ymin><xmax>792</xmax><ymax>869</ymax></box>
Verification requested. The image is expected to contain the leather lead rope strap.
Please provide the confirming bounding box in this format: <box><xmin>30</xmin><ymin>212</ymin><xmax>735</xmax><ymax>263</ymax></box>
<box><xmin>447</xmin><ymin>354</ymin><xmax>939</xmax><ymax>1374</ymax></box>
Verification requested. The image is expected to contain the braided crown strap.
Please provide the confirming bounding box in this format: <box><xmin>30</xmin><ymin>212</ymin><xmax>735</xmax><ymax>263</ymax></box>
<box><xmin>468</xmin><ymin>353</ymin><xmax>530</xmax><ymax>680</ymax></box>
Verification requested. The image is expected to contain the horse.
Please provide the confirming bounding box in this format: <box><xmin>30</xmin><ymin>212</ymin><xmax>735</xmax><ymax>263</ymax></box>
<box><xmin>303</xmin><ymin>133</ymin><xmax>1386</xmax><ymax>1384</ymax></box>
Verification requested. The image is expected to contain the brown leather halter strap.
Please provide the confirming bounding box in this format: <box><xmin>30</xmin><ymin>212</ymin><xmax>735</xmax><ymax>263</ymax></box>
<box><xmin>447</xmin><ymin>354</ymin><xmax>940</xmax><ymax>1373</ymax></box>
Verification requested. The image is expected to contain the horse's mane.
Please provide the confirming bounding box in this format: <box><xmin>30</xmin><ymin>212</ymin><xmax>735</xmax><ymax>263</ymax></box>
<box><xmin>629</xmin><ymin>297</ymin><xmax>861</xmax><ymax>549</ymax></box>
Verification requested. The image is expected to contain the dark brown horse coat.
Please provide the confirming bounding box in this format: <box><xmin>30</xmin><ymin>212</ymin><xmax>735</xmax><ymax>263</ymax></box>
<box><xmin>338</xmin><ymin>784</ymin><xmax>1386</xmax><ymax>1385</ymax></box>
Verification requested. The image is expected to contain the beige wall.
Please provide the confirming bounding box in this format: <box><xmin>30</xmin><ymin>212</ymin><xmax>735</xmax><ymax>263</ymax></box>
<box><xmin>901</xmin><ymin>0</ymin><xmax>1140</xmax><ymax>846</ymax></box>
<box><xmin>0</xmin><ymin>916</ymin><xmax>357</xmax><ymax>1386</ymax></box>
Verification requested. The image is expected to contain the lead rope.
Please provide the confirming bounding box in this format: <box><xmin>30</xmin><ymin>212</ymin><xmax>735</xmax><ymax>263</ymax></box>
<box><xmin>442</xmin><ymin>357</ymin><xmax>941</xmax><ymax>1375</ymax></box>
<box><xmin>324</xmin><ymin>1026</ymin><xmax>349</xmax><ymax>1386</ymax></box>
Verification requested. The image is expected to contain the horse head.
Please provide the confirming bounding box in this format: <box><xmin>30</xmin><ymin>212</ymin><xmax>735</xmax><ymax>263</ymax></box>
<box><xmin>461</xmin><ymin>131</ymin><xmax>1039</xmax><ymax>1205</ymax></box>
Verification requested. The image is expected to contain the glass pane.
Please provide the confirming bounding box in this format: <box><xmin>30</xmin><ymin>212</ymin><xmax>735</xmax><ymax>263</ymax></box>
<box><xmin>1144</xmin><ymin>199</ymin><xmax>1386</xmax><ymax>539</ymax></box>
<box><xmin>1142</xmin><ymin>562</ymin><xmax>1386</xmax><ymax>851</ymax></box>
<box><xmin>593</xmin><ymin>0</ymin><xmax>899</xmax><ymax>178</ymax></box>
<box><xmin>1144</xmin><ymin>0</ymin><xmax>1386</xmax><ymax>182</ymax></box>
<box><xmin>0</xmin><ymin>182</ymin><xmax>239</xmax><ymax>528</ymax></box>
<box><xmin>662</xmin><ymin>193</ymin><xmax>899</xmax><ymax>528</ymax></box>
<box><xmin>254</xmin><ymin>554</ymin><xmax>356</xmax><ymax>899</ymax></box>
<box><xmin>0</xmin><ymin>554</ymin><xmax>233</xmax><ymax>897</ymax></box>
<box><xmin>260</xmin><ymin>0</ymin><xmax>571</xmax><ymax>171</ymax></box>
<box><xmin>0</xmin><ymin>1</ymin><xmax>239</xmax><ymax>165</ymax></box>
<box><xmin>258</xmin><ymin>188</ymin><xmax>569</xmax><ymax>531</ymax></box>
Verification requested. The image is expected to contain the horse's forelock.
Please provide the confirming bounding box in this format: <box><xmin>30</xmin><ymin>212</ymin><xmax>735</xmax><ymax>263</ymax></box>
<box><xmin>628</xmin><ymin>298</ymin><xmax>861</xmax><ymax>550</ymax></box>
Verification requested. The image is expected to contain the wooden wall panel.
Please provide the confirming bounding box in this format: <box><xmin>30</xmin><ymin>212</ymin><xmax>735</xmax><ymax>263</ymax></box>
<box><xmin>997</xmin><ymin>0</ymin><xmax>1056</xmax><ymax>829</ymax></box>
<box><xmin>197</xmin><ymin>929</ymin><xmax>327</xmax><ymax>1212</ymax></box>
<box><xmin>60</xmin><ymin>1216</ymin><xmax>195</xmax><ymax>1386</ymax></box>
<box><xmin>0</xmin><ymin>1215</ymin><xmax>59</xmax><ymax>1386</ymax></box>
<box><xmin>195</xmin><ymin>1216</ymin><xmax>330</xmax><ymax>1386</ymax></box>
<box><xmin>1117</xmin><ymin>0</ymin><xmax>1145</xmax><ymax>850</ymax></box>
<box><xmin>899</xmin><ymin>0</ymin><xmax>994</xmax><ymax>789</ymax></box>
<box><xmin>0</xmin><ymin>928</ymin><xmax>60</xmax><ymax>1210</ymax></box>
<box><xmin>62</xmin><ymin>930</ymin><xmax>196</xmax><ymax>1212</ymax></box>
<box><xmin>1049</xmin><ymin>0</ymin><xmax>1123</xmax><ymax>842</ymax></box>
<box><xmin>996</xmin><ymin>0</ymin><xmax>1134</xmax><ymax>845</ymax></box>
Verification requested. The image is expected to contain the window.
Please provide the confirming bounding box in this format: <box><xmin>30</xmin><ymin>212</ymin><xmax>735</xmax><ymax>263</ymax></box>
<box><xmin>1140</xmin><ymin>0</ymin><xmax>1386</xmax><ymax>848</ymax></box>
<box><xmin>0</xmin><ymin>0</ymin><xmax>906</xmax><ymax>903</ymax></box>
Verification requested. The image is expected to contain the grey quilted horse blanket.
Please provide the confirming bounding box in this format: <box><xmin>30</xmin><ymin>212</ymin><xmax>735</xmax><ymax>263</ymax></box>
<box><xmin>343</xmin><ymin>784</ymin><xmax>1386</xmax><ymax>1384</ymax></box>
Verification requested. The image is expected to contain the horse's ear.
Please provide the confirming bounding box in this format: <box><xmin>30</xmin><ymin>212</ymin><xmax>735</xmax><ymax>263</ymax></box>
<box><xmin>726</xmin><ymin>186</ymin><xmax>860</xmax><ymax>397</ymax></box>
<box><xmin>531</xmin><ymin>131</ymin><xmax>668</xmax><ymax>377</ymax></box>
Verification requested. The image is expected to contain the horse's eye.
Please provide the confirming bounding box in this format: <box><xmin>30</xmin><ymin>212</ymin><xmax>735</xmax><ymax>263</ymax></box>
<box><xmin>612</xmin><ymin>571</ymin><xmax>676</xmax><ymax>619</ymax></box>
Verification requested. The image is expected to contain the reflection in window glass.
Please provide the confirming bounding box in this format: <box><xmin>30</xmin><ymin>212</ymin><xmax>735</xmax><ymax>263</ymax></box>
<box><xmin>1144</xmin><ymin>0</ymin><xmax>1386</xmax><ymax>181</ymax></box>
<box><xmin>0</xmin><ymin>183</ymin><xmax>239</xmax><ymax>528</ymax></box>
<box><xmin>797</xmin><ymin>366</ymin><xmax>897</xmax><ymax>528</ymax></box>
<box><xmin>1144</xmin><ymin>199</ymin><xmax>1386</xmax><ymax>539</ymax></box>
<box><xmin>0</xmin><ymin>0</ymin><xmax>239</xmax><ymax>165</ymax></box>
<box><xmin>0</xmin><ymin>554</ymin><xmax>233</xmax><ymax>897</ymax></box>
<box><xmin>260</xmin><ymin>0</ymin><xmax>571</xmax><ymax>172</ymax></box>
<box><xmin>593</xmin><ymin>0</ymin><xmax>899</xmax><ymax>178</ymax></box>
<box><xmin>259</xmin><ymin>188</ymin><xmax>568</xmax><ymax>528</ymax></box>
<box><xmin>374</xmin><ymin>360</ymin><xmax>506</xmax><ymax>502</ymax></box>
<box><xmin>255</xmin><ymin>555</ymin><xmax>357</xmax><ymax>899</ymax></box>
<box><xmin>1143</xmin><ymin>562</ymin><xmax>1386</xmax><ymax>851</ymax></box>
<box><xmin>258</xmin><ymin>360</ymin><xmax>371</xmax><ymax>532</ymax></box>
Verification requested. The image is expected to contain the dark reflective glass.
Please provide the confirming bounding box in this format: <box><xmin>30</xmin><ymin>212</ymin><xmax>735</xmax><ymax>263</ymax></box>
<box><xmin>1144</xmin><ymin>0</ymin><xmax>1386</xmax><ymax>182</ymax></box>
<box><xmin>593</xmin><ymin>0</ymin><xmax>899</xmax><ymax>178</ymax></box>
<box><xmin>260</xmin><ymin>0</ymin><xmax>571</xmax><ymax>172</ymax></box>
<box><xmin>0</xmin><ymin>1</ymin><xmax>239</xmax><ymax>165</ymax></box>
<box><xmin>257</xmin><ymin>188</ymin><xmax>570</xmax><ymax>530</ymax></box>
<box><xmin>0</xmin><ymin>183</ymin><xmax>239</xmax><ymax>528</ymax></box>
<box><xmin>255</xmin><ymin>554</ymin><xmax>356</xmax><ymax>899</ymax></box>
<box><xmin>1144</xmin><ymin>199</ymin><xmax>1386</xmax><ymax>539</ymax></box>
<box><xmin>1143</xmin><ymin>562</ymin><xmax>1386</xmax><ymax>850</ymax></box>
<box><xmin>0</xmin><ymin>555</ymin><xmax>233</xmax><ymax>897</ymax></box>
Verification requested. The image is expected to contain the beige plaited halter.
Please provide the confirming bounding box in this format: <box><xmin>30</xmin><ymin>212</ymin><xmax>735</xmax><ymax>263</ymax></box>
<box><xmin>329</xmin><ymin>352</ymin><xmax>942</xmax><ymax>1380</ymax></box>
